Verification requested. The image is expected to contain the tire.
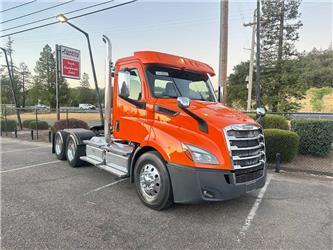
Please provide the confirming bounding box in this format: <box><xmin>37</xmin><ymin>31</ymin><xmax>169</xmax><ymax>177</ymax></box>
<box><xmin>54</xmin><ymin>131</ymin><xmax>68</xmax><ymax>160</ymax></box>
<box><xmin>134</xmin><ymin>151</ymin><xmax>173</xmax><ymax>210</ymax></box>
<box><xmin>65</xmin><ymin>134</ymin><xmax>85</xmax><ymax>168</ymax></box>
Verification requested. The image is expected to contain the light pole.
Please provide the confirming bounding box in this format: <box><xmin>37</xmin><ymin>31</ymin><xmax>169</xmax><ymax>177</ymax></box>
<box><xmin>56</xmin><ymin>14</ymin><xmax>104</xmax><ymax>125</ymax></box>
<box><xmin>0</xmin><ymin>47</ymin><xmax>22</xmax><ymax>130</ymax></box>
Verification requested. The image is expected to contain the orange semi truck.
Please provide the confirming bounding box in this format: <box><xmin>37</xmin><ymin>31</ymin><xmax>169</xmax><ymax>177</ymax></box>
<box><xmin>53</xmin><ymin>36</ymin><xmax>266</xmax><ymax>210</ymax></box>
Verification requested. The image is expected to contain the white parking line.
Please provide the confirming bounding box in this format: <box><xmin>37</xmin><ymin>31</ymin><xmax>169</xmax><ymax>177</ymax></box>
<box><xmin>238</xmin><ymin>174</ymin><xmax>273</xmax><ymax>240</ymax></box>
<box><xmin>0</xmin><ymin>160</ymin><xmax>60</xmax><ymax>173</ymax></box>
<box><xmin>84</xmin><ymin>178</ymin><xmax>127</xmax><ymax>195</ymax></box>
<box><xmin>1</xmin><ymin>146</ymin><xmax>50</xmax><ymax>154</ymax></box>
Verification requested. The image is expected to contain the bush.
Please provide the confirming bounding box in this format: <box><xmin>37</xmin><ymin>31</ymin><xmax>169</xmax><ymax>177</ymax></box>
<box><xmin>291</xmin><ymin>119</ymin><xmax>333</xmax><ymax>156</ymax></box>
<box><xmin>23</xmin><ymin>119</ymin><xmax>35</xmax><ymax>128</ymax></box>
<box><xmin>264</xmin><ymin>129</ymin><xmax>300</xmax><ymax>163</ymax></box>
<box><xmin>28</xmin><ymin>121</ymin><xmax>49</xmax><ymax>130</ymax></box>
<box><xmin>0</xmin><ymin>119</ymin><xmax>17</xmax><ymax>132</ymax></box>
<box><xmin>51</xmin><ymin>119</ymin><xmax>89</xmax><ymax>133</ymax></box>
<box><xmin>248</xmin><ymin>114</ymin><xmax>289</xmax><ymax>130</ymax></box>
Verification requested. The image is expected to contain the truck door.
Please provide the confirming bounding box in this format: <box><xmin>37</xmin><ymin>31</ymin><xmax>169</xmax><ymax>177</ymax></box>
<box><xmin>113</xmin><ymin>62</ymin><xmax>149</xmax><ymax>143</ymax></box>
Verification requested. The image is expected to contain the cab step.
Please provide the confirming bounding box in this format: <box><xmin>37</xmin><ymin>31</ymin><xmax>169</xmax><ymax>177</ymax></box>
<box><xmin>80</xmin><ymin>156</ymin><xmax>129</xmax><ymax>178</ymax></box>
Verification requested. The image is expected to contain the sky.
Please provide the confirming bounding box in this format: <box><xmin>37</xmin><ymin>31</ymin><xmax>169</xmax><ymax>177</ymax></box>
<box><xmin>0</xmin><ymin>0</ymin><xmax>332</xmax><ymax>89</ymax></box>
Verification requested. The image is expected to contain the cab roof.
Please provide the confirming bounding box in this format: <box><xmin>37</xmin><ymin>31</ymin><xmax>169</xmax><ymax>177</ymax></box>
<box><xmin>116</xmin><ymin>51</ymin><xmax>215</xmax><ymax>76</ymax></box>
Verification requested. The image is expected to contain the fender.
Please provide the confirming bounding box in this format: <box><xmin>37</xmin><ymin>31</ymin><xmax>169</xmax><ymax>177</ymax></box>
<box><xmin>63</xmin><ymin>128</ymin><xmax>96</xmax><ymax>145</ymax></box>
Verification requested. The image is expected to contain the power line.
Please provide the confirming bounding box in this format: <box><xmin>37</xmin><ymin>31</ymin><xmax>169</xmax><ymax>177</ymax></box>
<box><xmin>0</xmin><ymin>0</ymin><xmax>75</xmax><ymax>24</ymax></box>
<box><xmin>0</xmin><ymin>0</ymin><xmax>138</xmax><ymax>38</ymax></box>
<box><xmin>1</xmin><ymin>0</ymin><xmax>115</xmax><ymax>33</ymax></box>
<box><xmin>0</xmin><ymin>0</ymin><xmax>37</xmax><ymax>13</ymax></box>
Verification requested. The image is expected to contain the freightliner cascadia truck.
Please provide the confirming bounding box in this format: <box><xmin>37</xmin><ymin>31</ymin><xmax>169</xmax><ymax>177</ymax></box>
<box><xmin>53</xmin><ymin>36</ymin><xmax>266</xmax><ymax>210</ymax></box>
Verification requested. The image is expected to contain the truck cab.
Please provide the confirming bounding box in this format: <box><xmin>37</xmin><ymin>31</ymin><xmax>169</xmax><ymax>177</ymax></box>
<box><xmin>53</xmin><ymin>50</ymin><xmax>266</xmax><ymax>210</ymax></box>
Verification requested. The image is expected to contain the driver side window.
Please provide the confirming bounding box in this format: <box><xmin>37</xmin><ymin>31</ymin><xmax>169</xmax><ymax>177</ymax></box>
<box><xmin>128</xmin><ymin>69</ymin><xmax>142</xmax><ymax>100</ymax></box>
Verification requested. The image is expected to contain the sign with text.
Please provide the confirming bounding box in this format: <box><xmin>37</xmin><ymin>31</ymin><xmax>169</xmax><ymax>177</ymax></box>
<box><xmin>60</xmin><ymin>46</ymin><xmax>80</xmax><ymax>79</ymax></box>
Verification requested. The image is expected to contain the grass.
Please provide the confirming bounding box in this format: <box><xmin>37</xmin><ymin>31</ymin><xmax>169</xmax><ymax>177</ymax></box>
<box><xmin>6</xmin><ymin>112</ymin><xmax>101</xmax><ymax>122</ymax></box>
<box><xmin>298</xmin><ymin>88</ymin><xmax>333</xmax><ymax>112</ymax></box>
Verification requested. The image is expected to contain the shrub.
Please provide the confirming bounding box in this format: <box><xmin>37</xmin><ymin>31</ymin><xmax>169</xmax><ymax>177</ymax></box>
<box><xmin>291</xmin><ymin>119</ymin><xmax>333</xmax><ymax>156</ymax></box>
<box><xmin>51</xmin><ymin>119</ymin><xmax>89</xmax><ymax>133</ymax></box>
<box><xmin>248</xmin><ymin>114</ymin><xmax>289</xmax><ymax>130</ymax></box>
<box><xmin>264</xmin><ymin>129</ymin><xmax>300</xmax><ymax>163</ymax></box>
<box><xmin>23</xmin><ymin>119</ymin><xmax>35</xmax><ymax>128</ymax></box>
<box><xmin>28</xmin><ymin>121</ymin><xmax>49</xmax><ymax>130</ymax></box>
<box><xmin>0</xmin><ymin>119</ymin><xmax>17</xmax><ymax>132</ymax></box>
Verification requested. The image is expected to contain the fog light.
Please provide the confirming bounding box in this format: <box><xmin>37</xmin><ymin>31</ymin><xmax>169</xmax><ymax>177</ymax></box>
<box><xmin>202</xmin><ymin>189</ymin><xmax>215</xmax><ymax>199</ymax></box>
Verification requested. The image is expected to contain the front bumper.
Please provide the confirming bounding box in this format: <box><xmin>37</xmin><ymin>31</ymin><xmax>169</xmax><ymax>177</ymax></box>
<box><xmin>167</xmin><ymin>163</ymin><xmax>266</xmax><ymax>204</ymax></box>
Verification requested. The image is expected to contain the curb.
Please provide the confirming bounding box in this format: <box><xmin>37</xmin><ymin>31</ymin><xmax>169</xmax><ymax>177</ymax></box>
<box><xmin>267</xmin><ymin>164</ymin><xmax>333</xmax><ymax>177</ymax></box>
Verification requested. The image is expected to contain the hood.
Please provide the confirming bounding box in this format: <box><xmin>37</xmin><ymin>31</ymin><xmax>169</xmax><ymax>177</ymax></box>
<box><xmin>155</xmin><ymin>99</ymin><xmax>256</xmax><ymax>130</ymax></box>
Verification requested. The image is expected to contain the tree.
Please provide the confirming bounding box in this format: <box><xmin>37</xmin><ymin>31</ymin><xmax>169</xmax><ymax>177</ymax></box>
<box><xmin>80</xmin><ymin>72</ymin><xmax>90</xmax><ymax>88</ymax></box>
<box><xmin>299</xmin><ymin>48</ymin><xmax>333</xmax><ymax>88</ymax></box>
<box><xmin>227</xmin><ymin>61</ymin><xmax>254</xmax><ymax>109</ymax></box>
<box><xmin>33</xmin><ymin>44</ymin><xmax>69</xmax><ymax>108</ymax></box>
<box><xmin>17</xmin><ymin>62</ymin><xmax>31</xmax><ymax>107</ymax></box>
<box><xmin>260</xmin><ymin>0</ymin><xmax>304</xmax><ymax>112</ymax></box>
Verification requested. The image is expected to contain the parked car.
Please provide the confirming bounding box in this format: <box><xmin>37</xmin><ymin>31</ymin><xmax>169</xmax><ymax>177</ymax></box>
<box><xmin>34</xmin><ymin>104</ymin><xmax>49</xmax><ymax>110</ymax></box>
<box><xmin>79</xmin><ymin>104</ymin><xmax>96</xmax><ymax>110</ymax></box>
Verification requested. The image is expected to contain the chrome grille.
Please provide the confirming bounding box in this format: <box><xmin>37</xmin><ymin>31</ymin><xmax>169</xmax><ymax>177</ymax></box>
<box><xmin>224</xmin><ymin>124</ymin><xmax>265</xmax><ymax>171</ymax></box>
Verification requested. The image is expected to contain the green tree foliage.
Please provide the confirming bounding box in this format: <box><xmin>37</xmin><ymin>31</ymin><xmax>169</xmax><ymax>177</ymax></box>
<box><xmin>227</xmin><ymin>61</ymin><xmax>253</xmax><ymax>108</ymax></box>
<box><xmin>227</xmin><ymin>48</ymin><xmax>333</xmax><ymax>111</ymax></box>
<box><xmin>299</xmin><ymin>48</ymin><xmax>333</xmax><ymax>88</ymax></box>
<box><xmin>69</xmin><ymin>87</ymin><xmax>97</xmax><ymax>107</ymax></box>
<box><xmin>260</xmin><ymin>0</ymin><xmax>304</xmax><ymax>112</ymax></box>
<box><xmin>32</xmin><ymin>45</ymin><xmax>69</xmax><ymax>108</ymax></box>
<box><xmin>80</xmin><ymin>72</ymin><xmax>90</xmax><ymax>88</ymax></box>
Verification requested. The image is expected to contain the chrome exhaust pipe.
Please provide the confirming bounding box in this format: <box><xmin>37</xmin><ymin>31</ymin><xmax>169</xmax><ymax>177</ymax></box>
<box><xmin>102</xmin><ymin>35</ymin><xmax>112</xmax><ymax>143</ymax></box>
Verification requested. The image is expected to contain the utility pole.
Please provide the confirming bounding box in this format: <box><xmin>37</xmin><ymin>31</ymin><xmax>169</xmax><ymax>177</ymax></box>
<box><xmin>55</xmin><ymin>44</ymin><xmax>60</xmax><ymax>120</ymax></box>
<box><xmin>218</xmin><ymin>0</ymin><xmax>228</xmax><ymax>104</ymax></box>
<box><xmin>243</xmin><ymin>9</ymin><xmax>256</xmax><ymax>111</ymax></box>
<box><xmin>255</xmin><ymin>0</ymin><xmax>261</xmax><ymax>109</ymax></box>
<box><xmin>0</xmin><ymin>47</ymin><xmax>22</xmax><ymax>130</ymax></box>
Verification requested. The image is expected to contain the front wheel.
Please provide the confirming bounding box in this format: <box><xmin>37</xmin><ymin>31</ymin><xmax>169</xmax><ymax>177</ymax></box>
<box><xmin>134</xmin><ymin>151</ymin><xmax>173</xmax><ymax>210</ymax></box>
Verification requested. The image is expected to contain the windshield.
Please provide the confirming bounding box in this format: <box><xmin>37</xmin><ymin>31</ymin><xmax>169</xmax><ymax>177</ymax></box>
<box><xmin>146</xmin><ymin>66</ymin><xmax>217</xmax><ymax>102</ymax></box>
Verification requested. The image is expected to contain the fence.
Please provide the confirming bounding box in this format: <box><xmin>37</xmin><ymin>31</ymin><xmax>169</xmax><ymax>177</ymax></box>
<box><xmin>0</xmin><ymin>106</ymin><xmax>102</xmax><ymax>142</ymax></box>
<box><xmin>1</xmin><ymin>105</ymin><xmax>333</xmax><ymax>142</ymax></box>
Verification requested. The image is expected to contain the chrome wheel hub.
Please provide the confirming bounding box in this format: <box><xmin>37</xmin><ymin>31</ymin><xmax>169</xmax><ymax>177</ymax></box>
<box><xmin>67</xmin><ymin>140</ymin><xmax>75</xmax><ymax>162</ymax></box>
<box><xmin>139</xmin><ymin>164</ymin><xmax>161</xmax><ymax>201</ymax></box>
<box><xmin>55</xmin><ymin>134</ymin><xmax>63</xmax><ymax>155</ymax></box>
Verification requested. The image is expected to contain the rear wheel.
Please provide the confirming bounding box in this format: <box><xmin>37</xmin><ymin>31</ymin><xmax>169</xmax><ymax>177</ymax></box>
<box><xmin>54</xmin><ymin>131</ymin><xmax>68</xmax><ymax>160</ymax></box>
<box><xmin>66</xmin><ymin>135</ymin><xmax>85</xmax><ymax>168</ymax></box>
<box><xmin>134</xmin><ymin>151</ymin><xmax>173</xmax><ymax>210</ymax></box>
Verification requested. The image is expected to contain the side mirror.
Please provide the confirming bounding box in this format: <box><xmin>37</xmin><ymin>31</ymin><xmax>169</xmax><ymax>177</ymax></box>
<box><xmin>256</xmin><ymin>107</ymin><xmax>266</xmax><ymax>117</ymax></box>
<box><xmin>177</xmin><ymin>97</ymin><xmax>191</xmax><ymax>108</ymax></box>
<box><xmin>118</xmin><ymin>70</ymin><xmax>131</xmax><ymax>98</ymax></box>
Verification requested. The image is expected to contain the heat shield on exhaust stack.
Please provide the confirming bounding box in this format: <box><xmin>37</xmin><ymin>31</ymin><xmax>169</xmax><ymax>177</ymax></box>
<box><xmin>102</xmin><ymin>35</ymin><xmax>112</xmax><ymax>143</ymax></box>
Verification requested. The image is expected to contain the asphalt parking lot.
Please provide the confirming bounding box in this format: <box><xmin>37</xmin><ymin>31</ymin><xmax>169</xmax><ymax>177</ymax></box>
<box><xmin>1</xmin><ymin>137</ymin><xmax>332</xmax><ymax>249</ymax></box>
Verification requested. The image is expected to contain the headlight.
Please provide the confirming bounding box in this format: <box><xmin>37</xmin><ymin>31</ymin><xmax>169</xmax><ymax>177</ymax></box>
<box><xmin>182</xmin><ymin>143</ymin><xmax>219</xmax><ymax>165</ymax></box>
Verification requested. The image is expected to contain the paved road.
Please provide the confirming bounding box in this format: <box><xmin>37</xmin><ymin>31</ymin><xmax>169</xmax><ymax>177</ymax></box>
<box><xmin>1</xmin><ymin>137</ymin><xmax>332</xmax><ymax>249</ymax></box>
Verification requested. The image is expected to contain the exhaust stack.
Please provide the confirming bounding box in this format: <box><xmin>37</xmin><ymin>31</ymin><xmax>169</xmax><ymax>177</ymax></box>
<box><xmin>102</xmin><ymin>35</ymin><xmax>112</xmax><ymax>143</ymax></box>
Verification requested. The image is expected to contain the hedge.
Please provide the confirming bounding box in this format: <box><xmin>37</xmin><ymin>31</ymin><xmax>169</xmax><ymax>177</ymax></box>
<box><xmin>0</xmin><ymin>119</ymin><xmax>17</xmax><ymax>132</ymax></box>
<box><xmin>264</xmin><ymin>129</ymin><xmax>300</xmax><ymax>163</ymax></box>
<box><xmin>291</xmin><ymin>119</ymin><xmax>333</xmax><ymax>156</ymax></box>
<box><xmin>248</xmin><ymin>114</ymin><xmax>289</xmax><ymax>130</ymax></box>
<box><xmin>51</xmin><ymin>119</ymin><xmax>89</xmax><ymax>133</ymax></box>
<box><xmin>28</xmin><ymin>121</ymin><xmax>49</xmax><ymax>130</ymax></box>
<box><xmin>23</xmin><ymin>119</ymin><xmax>35</xmax><ymax>128</ymax></box>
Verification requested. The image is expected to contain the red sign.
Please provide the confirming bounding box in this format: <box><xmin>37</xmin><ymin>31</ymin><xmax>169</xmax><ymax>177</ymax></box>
<box><xmin>60</xmin><ymin>46</ymin><xmax>80</xmax><ymax>79</ymax></box>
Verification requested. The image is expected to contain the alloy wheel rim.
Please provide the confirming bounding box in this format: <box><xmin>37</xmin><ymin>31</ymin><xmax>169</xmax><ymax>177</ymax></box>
<box><xmin>139</xmin><ymin>164</ymin><xmax>161</xmax><ymax>201</ymax></box>
<box><xmin>55</xmin><ymin>134</ymin><xmax>63</xmax><ymax>155</ymax></box>
<box><xmin>67</xmin><ymin>139</ymin><xmax>75</xmax><ymax>162</ymax></box>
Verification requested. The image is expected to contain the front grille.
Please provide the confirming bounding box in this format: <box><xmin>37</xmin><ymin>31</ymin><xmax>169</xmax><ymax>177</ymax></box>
<box><xmin>224</xmin><ymin>124</ymin><xmax>266</xmax><ymax>182</ymax></box>
<box><xmin>234</xmin><ymin>165</ymin><xmax>264</xmax><ymax>183</ymax></box>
